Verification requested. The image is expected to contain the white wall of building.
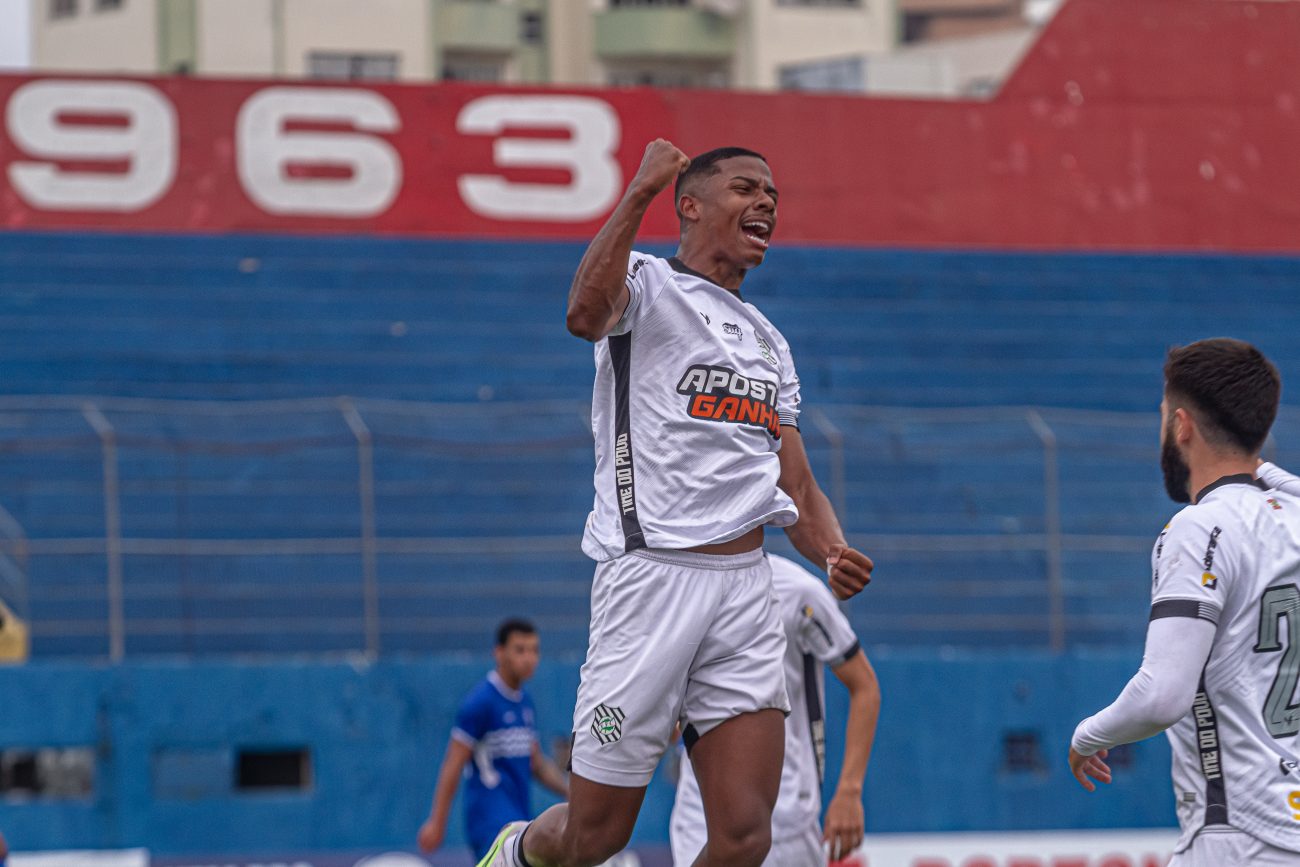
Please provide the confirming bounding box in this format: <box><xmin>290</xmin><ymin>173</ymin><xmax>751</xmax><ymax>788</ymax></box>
<box><xmin>197</xmin><ymin>0</ymin><xmax>275</xmax><ymax>77</ymax></box>
<box><xmin>739</xmin><ymin>0</ymin><xmax>896</xmax><ymax>90</ymax></box>
<box><xmin>32</xmin><ymin>0</ymin><xmax>157</xmax><ymax>73</ymax></box>
<box><xmin>278</xmin><ymin>0</ymin><xmax>432</xmax><ymax>80</ymax></box>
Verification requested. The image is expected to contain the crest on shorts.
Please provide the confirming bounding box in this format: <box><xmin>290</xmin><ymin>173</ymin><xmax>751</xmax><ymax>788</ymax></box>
<box><xmin>591</xmin><ymin>703</ymin><xmax>626</xmax><ymax>744</ymax></box>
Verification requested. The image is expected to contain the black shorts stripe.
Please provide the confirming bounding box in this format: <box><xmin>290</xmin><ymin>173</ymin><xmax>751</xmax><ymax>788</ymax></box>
<box><xmin>1150</xmin><ymin>598</ymin><xmax>1219</xmax><ymax>626</ymax></box>
<box><xmin>608</xmin><ymin>333</ymin><xmax>645</xmax><ymax>553</ymax></box>
<box><xmin>803</xmin><ymin>653</ymin><xmax>827</xmax><ymax>785</ymax></box>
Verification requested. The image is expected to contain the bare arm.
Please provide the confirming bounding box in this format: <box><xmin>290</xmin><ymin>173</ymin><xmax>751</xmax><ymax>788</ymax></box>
<box><xmin>822</xmin><ymin>650</ymin><xmax>881</xmax><ymax>860</ymax></box>
<box><xmin>531</xmin><ymin>741</ymin><xmax>569</xmax><ymax>797</ymax></box>
<box><xmin>416</xmin><ymin>738</ymin><xmax>473</xmax><ymax>854</ymax></box>
<box><xmin>566</xmin><ymin>139</ymin><xmax>690</xmax><ymax>342</ymax></box>
<box><xmin>777</xmin><ymin>426</ymin><xmax>873</xmax><ymax>598</ymax></box>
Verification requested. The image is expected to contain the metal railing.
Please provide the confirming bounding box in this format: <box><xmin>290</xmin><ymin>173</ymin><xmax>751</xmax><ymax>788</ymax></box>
<box><xmin>0</xmin><ymin>396</ymin><xmax>1294</xmax><ymax>660</ymax></box>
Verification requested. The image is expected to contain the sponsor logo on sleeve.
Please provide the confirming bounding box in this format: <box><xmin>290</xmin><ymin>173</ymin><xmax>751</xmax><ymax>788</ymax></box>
<box><xmin>1153</xmin><ymin>523</ymin><xmax>1171</xmax><ymax>589</ymax></box>
<box><xmin>676</xmin><ymin>364</ymin><xmax>780</xmax><ymax>439</ymax></box>
<box><xmin>1201</xmin><ymin>526</ymin><xmax>1221</xmax><ymax>590</ymax></box>
<box><xmin>722</xmin><ymin>322</ymin><xmax>743</xmax><ymax>341</ymax></box>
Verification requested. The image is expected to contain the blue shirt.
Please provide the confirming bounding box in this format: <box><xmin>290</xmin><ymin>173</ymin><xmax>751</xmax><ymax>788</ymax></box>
<box><xmin>452</xmin><ymin>670</ymin><xmax>537</xmax><ymax>847</ymax></box>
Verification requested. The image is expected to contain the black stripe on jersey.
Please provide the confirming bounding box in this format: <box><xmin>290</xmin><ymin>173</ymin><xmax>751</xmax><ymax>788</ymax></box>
<box><xmin>1150</xmin><ymin>599</ymin><xmax>1219</xmax><ymax>626</ymax></box>
<box><xmin>1192</xmin><ymin>671</ymin><xmax>1229</xmax><ymax>826</ymax></box>
<box><xmin>608</xmin><ymin>333</ymin><xmax>646</xmax><ymax>553</ymax></box>
<box><xmin>803</xmin><ymin>652</ymin><xmax>827</xmax><ymax>785</ymax></box>
<box><xmin>808</xmin><ymin>614</ymin><xmax>834</xmax><ymax>647</ymax></box>
<box><xmin>832</xmin><ymin>640</ymin><xmax>862</xmax><ymax>669</ymax></box>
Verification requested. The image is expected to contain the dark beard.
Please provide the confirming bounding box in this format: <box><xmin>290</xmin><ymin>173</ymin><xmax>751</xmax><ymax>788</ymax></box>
<box><xmin>1161</xmin><ymin>435</ymin><xmax>1192</xmax><ymax>504</ymax></box>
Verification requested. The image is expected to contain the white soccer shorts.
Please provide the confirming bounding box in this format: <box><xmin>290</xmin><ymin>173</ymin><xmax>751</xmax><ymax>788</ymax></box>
<box><xmin>1168</xmin><ymin>826</ymin><xmax>1300</xmax><ymax>867</ymax></box>
<box><xmin>569</xmin><ymin>547</ymin><xmax>790</xmax><ymax>788</ymax></box>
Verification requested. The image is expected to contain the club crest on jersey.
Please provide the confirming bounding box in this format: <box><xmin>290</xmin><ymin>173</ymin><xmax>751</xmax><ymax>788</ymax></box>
<box><xmin>677</xmin><ymin>365</ymin><xmax>780</xmax><ymax>439</ymax></box>
<box><xmin>591</xmin><ymin>704</ymin><xmax>626</xmax><ymax>745</ymax></box>
<box><xmin>755</xmin><ymin>335</ymin><xmax>777</xmax><ymax>366</ymax></box>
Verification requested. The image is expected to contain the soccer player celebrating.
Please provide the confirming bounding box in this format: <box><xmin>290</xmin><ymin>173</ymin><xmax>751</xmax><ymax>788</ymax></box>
<box><xmin>1069</xmin><ymin>338</ymin><xmax>1300</xmax><ymax>865</ymax></box>
<box><xmin>670</xmin><ymin>553</ymin><xmax>880</xmax><ymax>866</ymax></box>
<box><xmin>476</xmin><ymin>140</ymin><xmax>873</xmax><ymax>867</ymax></box>
<box><xmin>418</xmin><ymin>619</ymin><xmax>567</xmax><ymax>863</ymax></box>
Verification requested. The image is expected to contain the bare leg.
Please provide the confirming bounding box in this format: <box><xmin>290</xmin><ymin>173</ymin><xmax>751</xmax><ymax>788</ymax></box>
<box><xmin>521</xmin><ymin>773</ymin><xmax>646</xmax><ymax>867</ymax></box>
<box><xmin>689</xmin><ymin>708</ymin><xmax>784</xmax><ymax>867</ymax></box>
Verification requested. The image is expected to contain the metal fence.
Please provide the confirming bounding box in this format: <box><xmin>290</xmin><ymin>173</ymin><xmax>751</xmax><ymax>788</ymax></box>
<box><xmin>1</xmin><ymin>396</ymin><xmax>1295</xmax><ymax>660</ymax></box>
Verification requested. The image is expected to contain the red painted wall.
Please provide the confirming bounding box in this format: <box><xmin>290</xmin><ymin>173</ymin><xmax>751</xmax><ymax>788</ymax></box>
<box><xmin>2</xmin><ymin>0</ymin><xmax>1297</xmax><ymax>250</ymax></box>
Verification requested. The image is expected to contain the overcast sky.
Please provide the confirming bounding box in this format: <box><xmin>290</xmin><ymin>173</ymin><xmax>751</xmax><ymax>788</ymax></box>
<box><xmin>0</xmin><ymin>0</ymin><xmax>32</xmax><ymax>70</ymax></box>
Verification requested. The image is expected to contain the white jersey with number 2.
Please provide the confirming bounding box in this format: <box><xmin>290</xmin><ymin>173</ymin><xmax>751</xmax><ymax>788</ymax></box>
<box><xmin>1148</xmin><ymin>471</ymin><xmax>1300</xmax><ymax>854</ymax></box>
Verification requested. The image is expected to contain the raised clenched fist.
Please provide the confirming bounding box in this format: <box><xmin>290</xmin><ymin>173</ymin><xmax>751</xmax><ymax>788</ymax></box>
<box><xmin>629</xmin><ymin>138</ymin><xmax>691</xmax><ymax>199</ymax></box>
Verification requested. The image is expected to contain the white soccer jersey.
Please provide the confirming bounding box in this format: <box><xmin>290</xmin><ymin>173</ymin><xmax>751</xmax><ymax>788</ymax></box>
<box><xmin>671</xmin><ymin>554</ymin><xmax>861</xmax><ymax>860</ymax></box>
<box><xmin>1148</xmin><ymin>474</ymin><xmax>1300</xmax><ymax>854</ymax></box>
<box><xmin>581</xmin><ymin>253</ymin><xmax>802</xmax><ymax>561</ymax></box>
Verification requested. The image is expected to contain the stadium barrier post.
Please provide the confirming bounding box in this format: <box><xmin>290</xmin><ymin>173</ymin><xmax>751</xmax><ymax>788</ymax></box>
<box><xmin>82</xmin><ymin>402</ymin><xmax>126</xmax><ymax>662</ymax></box>
<box><xmin>1026</xmin><ymin>410</ymin><xmax>1065</xmax><ymax>653</ymax></box>
<box><xmin>806</xmin><ymin>407</ymin><xmax>848</xmax><ymax>525</ymax></box>
<box><xmin>339</xmin><ymin>398</ymin><xmax>381</xmax><ymax>658</ymax></box>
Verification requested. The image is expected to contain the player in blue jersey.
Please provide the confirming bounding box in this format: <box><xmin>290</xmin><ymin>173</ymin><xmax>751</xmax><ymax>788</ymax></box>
<box><xmin>418</xmin><ymin>619</ymin><xmax>569</xmax><ymax>862</ymax></box>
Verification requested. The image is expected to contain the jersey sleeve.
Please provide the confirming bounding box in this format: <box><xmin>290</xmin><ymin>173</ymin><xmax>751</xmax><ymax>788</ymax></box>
<box><xmin>1258</xmin><ymin>461</ymin><xmax>1300</xmax><ymax>495</ymax></box>
<box><xmin>609</xmin><ymin>251</ymin><xmax>673</xmax><ymax>336</ymax></box>
<box><xmin>772</xmin><ymin>329</ymin><xmax>802</xmax><ymax>430</ymax></box>
<box><xmin>451</xmin><ymin>690</ymin><xmax>490</xmax><ymax>748</ymax></box>
<box><xmin>1149</xmin><ymin>505</ymin><xmax>1240</xmax><ymax>626</ymax></box>
<box><xmin>794</xmin><ymin>576</ymin><xmax>861</xmax><ymax>667</ymax></box>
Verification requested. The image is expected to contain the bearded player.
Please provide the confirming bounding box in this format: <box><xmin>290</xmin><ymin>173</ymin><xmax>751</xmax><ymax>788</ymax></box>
<box><xmin>476</xmin><ymin>140</ymin><xmax>873</xmax><ymax>867</ymax></box>
<box><xmin>1069</xmin><ymin>339</ymin><xmax>1300</xmax><ymax>866</ymax></box>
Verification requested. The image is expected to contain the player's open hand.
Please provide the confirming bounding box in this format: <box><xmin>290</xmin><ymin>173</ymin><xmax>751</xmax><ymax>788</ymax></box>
<box><xmin>628</xmin><ymin>139</ymin><xmax>691</xmax><ymax>200</ymax></box>
<box><xmin>823</xmin><ymin>789</ymin><xmax>865</xmax><ymax>861</ymax></box>
<box><xmin>417</xmin><ymin>817</ymin><xmax>444</xmax><ymax>853</ymax></box>
<box><xmin>1068</xmin><ymin>747</ymin><xmax>1111</xmax><ymax>792</ymax></box>
<box><xmin>828</xmin><ymin>543</ymin><xmax>872</xmax><ymax>599</ymax></box>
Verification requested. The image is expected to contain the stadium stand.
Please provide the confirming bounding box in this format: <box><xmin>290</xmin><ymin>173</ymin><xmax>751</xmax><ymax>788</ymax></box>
<box><xmin>2</xmin><ymin>232</ymin><xmax>1299</xmax><ymax>658</ymax></box>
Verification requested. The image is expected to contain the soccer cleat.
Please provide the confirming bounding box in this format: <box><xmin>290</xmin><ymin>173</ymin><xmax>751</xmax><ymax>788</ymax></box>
<box><xmin>475</xmin><ymin>820</ymin><xmax>529</xmax><ymax>867</ymax></box>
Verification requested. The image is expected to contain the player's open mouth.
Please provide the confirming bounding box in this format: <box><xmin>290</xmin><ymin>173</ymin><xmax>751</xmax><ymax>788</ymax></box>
<box><xmin>742</xmin><ymin>219</ymin><xmax>772</xmax><ymax>250</ymax></box>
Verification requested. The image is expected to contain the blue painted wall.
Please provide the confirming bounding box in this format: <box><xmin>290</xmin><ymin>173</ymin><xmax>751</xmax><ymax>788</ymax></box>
<box><xmin>0</xmin><ymin>651</ymin><xmax>1172</xmax><ymax>854</ymax></box>
<box><xmin>5</xmin><ymin>232</ymin><xmax>1300</xmax><ymax>658</ymax></box>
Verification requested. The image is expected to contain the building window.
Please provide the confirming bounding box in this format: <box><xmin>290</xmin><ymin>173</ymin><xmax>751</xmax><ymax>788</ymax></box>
<box><xmin>609</xmin><ymin>0</ymin><xmax>689</xmax><ymax>7</ymax></box>
<box><xmin>607</xmin><ymin>63</ymin><xmax>729</xmax><ymax>89</ymax></box>
<box><xmin>95</xmin><ymin>0</ymin><xmax>123</xmax><ymax>10</ymax></box>
<box><xmin>49</xmin><ymin>0</ymin><xmax>77</xmax><ymax>20</ymax></box>
<box><xmin>307</xmin><ymin>52</ymin><xmax>400</xmax><ymax>81</ymax></box>
<box><xmin>1</xmin><ymin>747</ymin><xmax>95</xmax><ymax>798</ymax></box>
<box><xmin>521</xmin><ymin>11</ymin><xmax>544</xmax><ymax>44</ymax></box>
<box><xmin>779</xmin><ymin>55</ymin><xmax>865</xmax><ymax>92</ymax></box>
<box><xmin>442</xmin><ymin>54</ymin><xmax>505</xmax><ymax>83</ymax></box>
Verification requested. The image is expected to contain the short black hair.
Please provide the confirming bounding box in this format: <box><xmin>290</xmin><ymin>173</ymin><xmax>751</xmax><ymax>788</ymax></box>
<box><xmin>496</xmin><ymin>617</ymin><xmax>537</xmax><ymax>647</ymax></box>
<box><xmin>1164</xmin><ymin>338</ymin><xmax>1280</xmax><ymax>453</ymax></box>
<box><xmin>674</xmin><ymin>146</ymin><xmax>767</xmax><ymax>209</ymax></box>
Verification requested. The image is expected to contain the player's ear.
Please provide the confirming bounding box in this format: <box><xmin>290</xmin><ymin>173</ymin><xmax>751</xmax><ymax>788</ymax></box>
<box><xmin>677</xmin><ymin>191</ymin><xmax>701</xmax><ymax>225</ymax></box>
<box><xmin>1173</xmin><ymin>406</ymin><xmax>1196</xmax><ymax>445</ymax></box>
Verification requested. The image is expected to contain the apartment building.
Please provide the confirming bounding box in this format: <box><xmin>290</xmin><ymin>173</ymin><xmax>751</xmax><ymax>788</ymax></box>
<box><xmin>29</xmin><ymin>0</ymin><xmax>899</xmax><ymax>91</ymax></box>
